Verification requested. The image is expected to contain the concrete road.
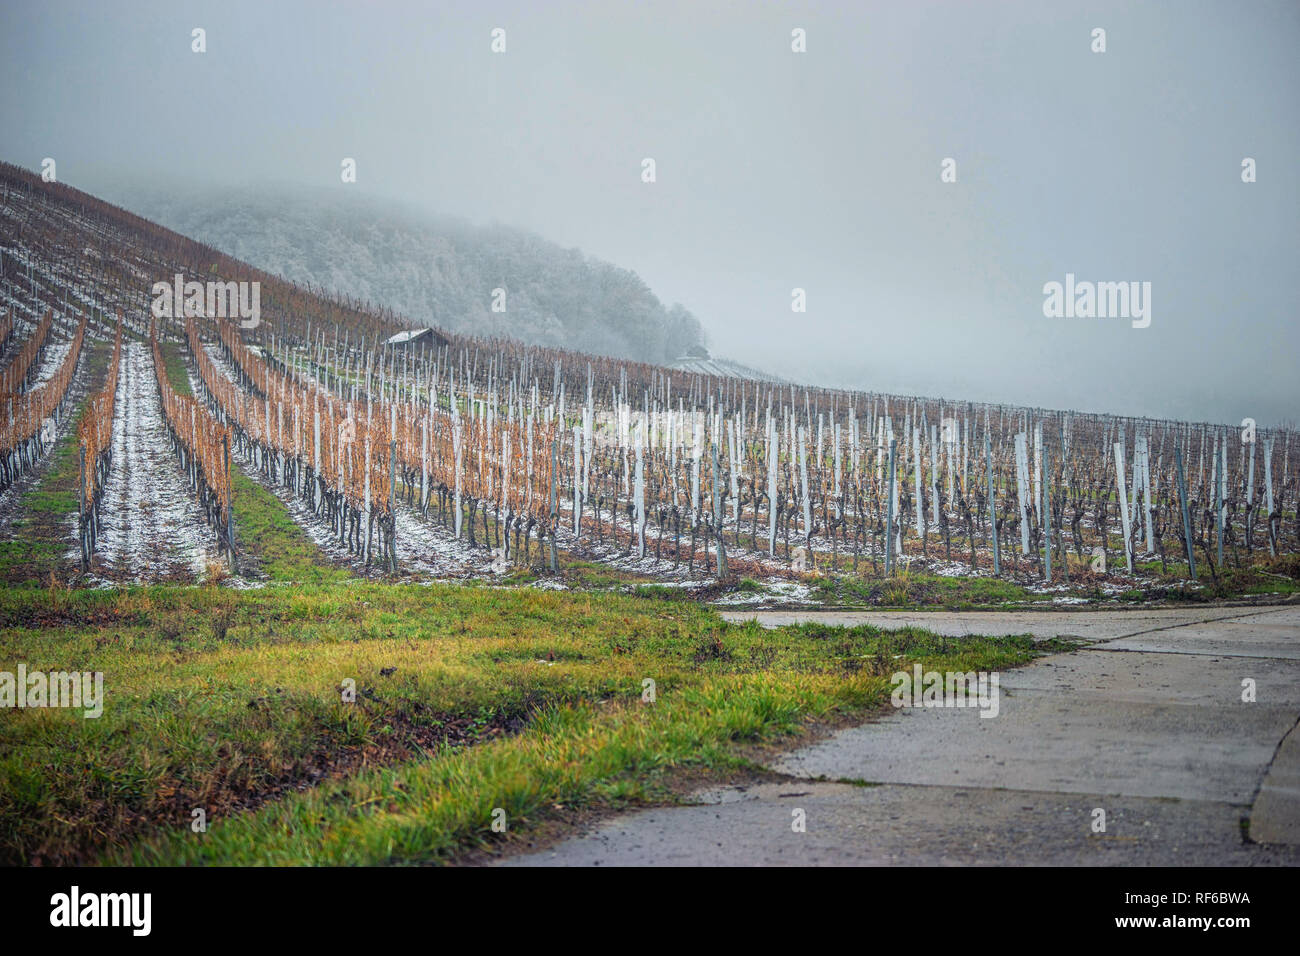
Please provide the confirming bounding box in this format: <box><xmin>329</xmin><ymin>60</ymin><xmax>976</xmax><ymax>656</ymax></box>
<box><xmin>501</xmin><ymin>605</ymin><xmax>1300</xmax><ymax>865</ymax></box>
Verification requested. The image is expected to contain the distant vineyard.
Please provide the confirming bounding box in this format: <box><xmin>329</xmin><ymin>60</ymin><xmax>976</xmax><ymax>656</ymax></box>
<box><xmin>234</xmin><ymin>322</ymin><xmax>1295</xmax><ymax>583</ymax></box>
<box><xmin>1</xmin><ymin>160</ymin><xmax>1295</xmax><ymax>586</ymax></box>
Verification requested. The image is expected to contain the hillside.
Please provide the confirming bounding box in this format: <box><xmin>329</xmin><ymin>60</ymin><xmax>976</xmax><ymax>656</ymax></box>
<box><xmin>668</xmin><ymin>353</ymin><xmax>784</xmax><ymax>382</ymax></box>
<box><xmin>0</xmin><ymin>161</ymin><xmax>1291</xmax><ymax>600</ymax></box>
<box><xmin>111</xmin><ymin>185</ymin><xmax>708</xmax><ymax>365</ymax></box>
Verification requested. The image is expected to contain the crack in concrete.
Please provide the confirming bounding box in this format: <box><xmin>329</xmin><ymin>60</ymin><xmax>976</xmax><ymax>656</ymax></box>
<box><xmin>1087</xmin><ymin>607</ymin><xmax>1290</xmax><ymax>645</ymax></box>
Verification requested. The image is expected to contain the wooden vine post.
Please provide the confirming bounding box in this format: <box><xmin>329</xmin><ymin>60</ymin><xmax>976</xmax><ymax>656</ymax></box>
<box><xmin>712</xmin><ymin>438</ymin><xmax>727</xmax><ymax>580</ymax></box>
<box><xmin>987</xmin><ymin>433</ymin><xmax>999</xmax><ymax>576</ymax></box>
<box><xmin>1114</xmin><ymin>441</ymin><xmax>1134</xmax><ymax>573</ymax></box>
<box><xmin>1043</xmin><ymin>447</ymin><xmax>1052</xmax><ymax>582</ymax></box>
<box><xmin>78</xmin><ymin>444</ymin><xmax>88</xmax><ymax>572</ymax></box>
<box><xmin>548</xmin><ymin>435</ymin><xmax>558</xmax><ymax>572</ymax></box>
<box><xmin>224</xmin><ymin>433</ymin><xmax>236</xmax><ymax>571</ymax></box>
<box><xmin>389</xmin><ymin>438</ymin><xmax>398</xmax><ymax>574</ymax></box>
<box><xmin>1175</xmin><ymin>444</ymin><xmax>1196</xmax><ymax>581</ymax></box>
<box><xmin>885</xmin><ymin>437</ymin><xmax>896</xmax><ymax>576</ymax></box>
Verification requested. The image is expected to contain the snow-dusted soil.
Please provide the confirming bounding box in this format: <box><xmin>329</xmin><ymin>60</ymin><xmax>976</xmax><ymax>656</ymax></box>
<box><xmin>390</xmin><ymin>506</ymin><xmax>500</xmax><ymax>577</ymax></box>
<box><xmin>90</xmin><ymin>341</ymin><xmax>224</xmax><ymax>582</ymax></box>
<box><xmin>710</xmin><ymin>577</ymin><xmax>818</xmax><ymax>606</ymax></box>
<box><xmin>31</xmin><ymin>337</ymin><xmax>71</xmax><ymax>387</ymax></box>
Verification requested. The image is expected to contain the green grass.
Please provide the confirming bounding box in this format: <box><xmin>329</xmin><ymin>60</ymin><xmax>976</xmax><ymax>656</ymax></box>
<box><xmin>631</xmin><ymin>583</ymin><xmax>687</xmax><ymax>600</ymax></box>
<box><xmin>557</xmin><ymin>559</ymin><xmax>657</xmax><ymax>591</ymax></box>
<box><xmin>0</xmin><ymin>581</ymin><xmax>1042</xmax><ymax>865</ymax></box>
<box><xmin>0</xmin><ymin>424</ymin><xmax>82</xmax><ymax>577</ymax></box>
<box><xmin>810</xmin><ymin>571</ymin><xmax>1042</xmax><ymax>609</ymax></box>
<box><xmin>1126</xmin><ymin>554</ymin><xmax>1300</xmax><ymax>602</ymax></box>
<box><xmin>228</xmin><ymin>469</ymin><xmax>351</xmax><ymax>583</ymax></box>
<box><xmin>0</xmin><ymin>539</ymin><xmax>68</xmax><ymax>583</ymax></box>
<box><xmin>158</xmin><ymin>339</ymin><xmax>192</xmax><ymax>396</ymax></box>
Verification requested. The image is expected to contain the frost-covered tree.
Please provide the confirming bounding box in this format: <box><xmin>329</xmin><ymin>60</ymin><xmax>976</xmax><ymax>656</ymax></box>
<box><xmin>120</xmin><ymin>186</ymin><xmax>709</xmax><ymax>363</ymax></box>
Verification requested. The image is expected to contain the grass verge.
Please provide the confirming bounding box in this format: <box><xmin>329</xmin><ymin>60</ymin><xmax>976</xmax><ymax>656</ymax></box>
<box><xmin>0</xmin><ymin>580</ymin><xmax>1041</xmax><ymax>865</ymax></box>
<box><xmin>810</xmin><ymin>571</ymin><xmax>1042</xmax><ymax>608</ymax></box>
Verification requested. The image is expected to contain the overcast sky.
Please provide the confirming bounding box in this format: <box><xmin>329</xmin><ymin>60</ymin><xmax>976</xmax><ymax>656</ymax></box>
<box><xmin>2</xmin><ymin>0</ymin><xmax>1296</xmax><ymax>425</ymax></box>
